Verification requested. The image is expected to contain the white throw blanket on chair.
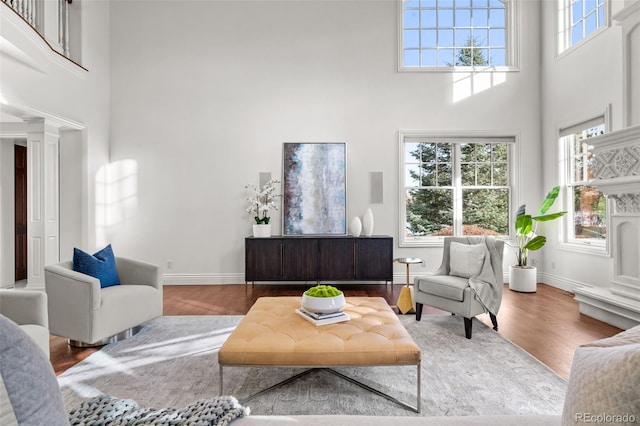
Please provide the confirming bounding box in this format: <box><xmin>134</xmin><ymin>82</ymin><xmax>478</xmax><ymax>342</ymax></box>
<box><xmin>468</xmin><ymin>236</ymin><xmax>502</xmax><ymax>316</ymax></box>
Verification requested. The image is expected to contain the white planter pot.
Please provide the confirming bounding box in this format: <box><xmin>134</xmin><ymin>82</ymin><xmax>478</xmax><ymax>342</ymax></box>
<box><xmin>509</xmin><ymin>265</ymin><xmax>537</xmax><ymax>292</ymax></box>
<box><xmin>252</xmin><ymin>224</ymin><xmax>271</xmax><ymax>238</ymax></box>
<box><xmin>301</xmin><ymin>293</ymin><xmax>346</xmax><ymax>314</ymax></box>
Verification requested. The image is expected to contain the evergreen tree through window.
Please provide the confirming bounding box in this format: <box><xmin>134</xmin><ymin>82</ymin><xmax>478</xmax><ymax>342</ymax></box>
<box><xmin>401</xmin><ymin>0</ymin><xmax>513</xmax><ymax>69</ymax></box>
<box><xmin>400</xmin><ymin>134</ymin><xmax>513</xmax><ymax>246</ymax></box>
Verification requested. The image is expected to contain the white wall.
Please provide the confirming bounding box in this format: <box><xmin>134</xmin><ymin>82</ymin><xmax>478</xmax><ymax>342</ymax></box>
<box><xmin>539</xmin><ymin>0</ymin><xmax>628</xmax><ymax>291</ymax></box>
<box><xmin>0</xmin><ymin>1</ymin><xmax>112</xmax><ymax>278</ymax></box>
<box><xmin>59</xmin><ymin>129</ymin><xmax>85</xmax><ymax>259</ymax></box>
<box><xmin>5</xmin><ymin>0</ymin><xmax>625</xmax><ymax>288</ymax></box>
<box><xmin>108</xmin><ymin>0</ymin><xmax>543</xmax><ymax>283</ymax></box>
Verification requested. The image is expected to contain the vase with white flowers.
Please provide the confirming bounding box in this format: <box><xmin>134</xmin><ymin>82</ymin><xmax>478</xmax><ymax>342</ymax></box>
<box><xmin>245</xmin><ymin>178</ymin><xmax>281</xmax><ymax>237</ymax></box>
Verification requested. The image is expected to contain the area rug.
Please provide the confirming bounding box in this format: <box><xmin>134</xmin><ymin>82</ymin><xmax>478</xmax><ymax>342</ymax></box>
<box><xmin>58</xmin><ymin>315</ymin><xmax>567</xmax><ymax>417</ymax></box>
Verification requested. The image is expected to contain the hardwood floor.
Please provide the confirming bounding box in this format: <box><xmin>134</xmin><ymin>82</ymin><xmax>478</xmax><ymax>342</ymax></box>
<box><xmin>49</xmin><ymin>283</ymin><xmax>622</xmax><ymax>379</ymax></box>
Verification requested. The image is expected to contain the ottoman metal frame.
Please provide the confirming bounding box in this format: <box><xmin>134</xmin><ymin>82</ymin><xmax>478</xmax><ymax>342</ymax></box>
<box><xmin>219</xmin><ymin>362</ymin><xmax>421</xmax><ymax>413</ymax></box>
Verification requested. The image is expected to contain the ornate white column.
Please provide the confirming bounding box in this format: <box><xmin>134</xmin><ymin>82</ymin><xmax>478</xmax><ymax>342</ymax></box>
<box><xmin>26</xmin><ymin>118</ymin><xmax>60</xmax><ymax>288</ymax></box>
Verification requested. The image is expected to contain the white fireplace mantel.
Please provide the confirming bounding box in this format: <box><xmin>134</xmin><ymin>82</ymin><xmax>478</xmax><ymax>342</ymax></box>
<box><xmin>567</xmin><ymin>0</ymin><xmax>640</xmax><ymax>329</ymax></box>
<box><xmin>574</xmin><ymin>124</ymin><xmax>640</xmax><ymax>329</ymax></box>
<box><xmin>590</xmin><ymin>124</ymin><xmax>640</xmax><ymax>186</ymax></box>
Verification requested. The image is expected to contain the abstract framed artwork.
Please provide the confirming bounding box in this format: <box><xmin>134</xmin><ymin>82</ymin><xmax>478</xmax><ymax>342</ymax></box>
<box><xmin>282</xmin><ymin>142</ymin><xmax>347</xmax><ymax>235</ymax></box>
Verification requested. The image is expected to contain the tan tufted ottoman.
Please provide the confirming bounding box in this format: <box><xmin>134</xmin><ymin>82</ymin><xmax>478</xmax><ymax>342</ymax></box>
<box><xmin>219</xmin><ymin>296</ymin><xmax>421</xmax><ymax>412</ymax></box>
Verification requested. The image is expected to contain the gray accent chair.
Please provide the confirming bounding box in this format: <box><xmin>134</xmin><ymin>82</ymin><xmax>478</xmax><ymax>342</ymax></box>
<box><xmin>44</xmin><ymin>257</ymin><xmax>163</xmax><ymax>346</ymax></box>
<box><xmin>0</xmin><ymin>289</ymin><xmax>50</xmax><ymax>356</ymax></box>
<box><xmin>414</xmin><ymin>236</ymin><xmax>505</xmax><ymax>339</ymax></box>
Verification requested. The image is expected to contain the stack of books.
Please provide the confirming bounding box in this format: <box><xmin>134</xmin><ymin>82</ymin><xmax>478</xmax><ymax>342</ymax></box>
<box><xmin>295</xmin><ymin>307</ymin><xmax>350</xmax><ymax>326</ymax></box>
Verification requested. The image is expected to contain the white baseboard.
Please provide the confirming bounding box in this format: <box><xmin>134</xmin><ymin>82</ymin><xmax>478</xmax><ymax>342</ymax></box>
<box><xmin>537</xmin><ymin>272</ymin><xmax>584</xmax><ymax>293</ymax></box>
<box><xmin>163</xmin><ymin>273</ymin><xmax>399</xmax><ymax>285</ymax></box>
<box><xmin>162</xmin><ymin>273</ymin><xmax>244</xmax><ymax>285</ymax></box>
<box><xmin>394</xmin><ymin>272</ymin><xmax>415</xmax><ymax>285</ymax></box>
<box><xmin>162</xmin><ymin>271</ymin><xmax>586</xmax><ymax>291</ymax></box>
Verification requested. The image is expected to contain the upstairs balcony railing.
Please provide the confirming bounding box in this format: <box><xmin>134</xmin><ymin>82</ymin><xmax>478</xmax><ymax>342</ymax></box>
<box><xmin>2</xmin><ymin>0</ymin><xmax>77</xmax><ymax>62</ymax></box>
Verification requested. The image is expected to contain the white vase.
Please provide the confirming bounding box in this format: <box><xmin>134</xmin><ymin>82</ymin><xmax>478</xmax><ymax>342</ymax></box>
<box><xmin>362</xmin><ymin>208</ymin><xmax>374</xmax><ymax>237</ymax></box>
<box><xmin>349</xmin><ymin>217</ymin><xmax>362</xmax><ymax>237</ymax></box>
<box><xmin>253</xmin><ymin>224</ymin><xmax>271</xmax><ymax>238</ymax></box>
<box><xmin>509</xmin><ymin>265</ymin><xmax>537</xmax><ymax>292</ymax></box>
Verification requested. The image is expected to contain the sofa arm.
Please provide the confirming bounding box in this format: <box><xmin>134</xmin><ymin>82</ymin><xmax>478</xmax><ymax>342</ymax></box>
<box><xmin>116</xmin><ymin>257</ymin><xmax>161</xmax><ymax>290</ymax></box>
<box><xmin>44</xmin><ymin>263</ymin><xmax>104</xmax><ymax>341</ymax></box>
<box><xmin>44</xmin><ymin>263</ymin><xmax>102</xmax><ymax>311</ymax></box>
<box><xmin>0</xmin><ymin>289</ymin><xmax>48</xmax><ymax>328</ymax></box>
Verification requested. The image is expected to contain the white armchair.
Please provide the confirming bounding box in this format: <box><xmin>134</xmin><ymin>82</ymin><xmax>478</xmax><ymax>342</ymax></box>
<box><xmin>0</xmin><ymin>289</ymin><xmax>50</xmax><ymax>356</ymax></box>
<box><xmin>414</xmin><ymin>236</ymin><xmax>505</xmax><ymax>339</ymax></box>
<box><xmin>44</xmin><ymin>257</ymin><xmax>163</xmax><ymax>346</ymax></box>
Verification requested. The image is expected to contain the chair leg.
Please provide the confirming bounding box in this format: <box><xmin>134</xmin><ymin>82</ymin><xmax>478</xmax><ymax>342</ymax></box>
<box><xmin>489</xmin><ymin>313</ymin><xmax>498</xmax><ymax>331</ymax></box>
<box><xmin>415</xmin><ymin>303</ymin><xmax>423</xmax><ymax>321</ymax></box>
<box><xmin>464</xmin><ymin>317</ymin><xmax>473</xmax><ymax>339</ymax></box>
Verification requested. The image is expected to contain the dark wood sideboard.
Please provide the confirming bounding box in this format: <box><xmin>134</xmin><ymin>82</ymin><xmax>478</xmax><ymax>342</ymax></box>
<box><xmin>245</xmin><ymin>235</ymin><xmax>393</xmax><ymax>283</ymax></box>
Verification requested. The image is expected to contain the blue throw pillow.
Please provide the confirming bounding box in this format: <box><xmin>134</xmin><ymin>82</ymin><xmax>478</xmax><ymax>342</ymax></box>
<box><xmin>72</xmin><ymin>244</ymin><xmax>120</xmax><ymax>288</ymax></box>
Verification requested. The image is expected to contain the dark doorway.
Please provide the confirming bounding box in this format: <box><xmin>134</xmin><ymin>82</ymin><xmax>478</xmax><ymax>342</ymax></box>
<box><xmin>15</xmin><ymin>145</ymin><xmax>27</xmax><ymax>281</ymax></box>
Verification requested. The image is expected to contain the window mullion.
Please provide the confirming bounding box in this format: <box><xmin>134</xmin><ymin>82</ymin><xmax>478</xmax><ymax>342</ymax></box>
<box><xmin>582</xmin><ymin>142</ymin><xmax>590</xmax><ymax>182</ymax></box>
<box><xmin>568</xmin><ymin>136</ymin><xmax>575</xmax><ymax>184</ymax></box>
<box><xmin>453</xmin><ymin>143</ymin><xmax>463</xmax><ymax>235</ymax></box>
<box><xmin>418</xmin><ymin>3</ymin><xmax>422</xmax><ymax>67</ymax></box>
<box><xmin>565</xmin><ymin>137</ymin><xmax>575</xmax><ymax>241</ymax></box>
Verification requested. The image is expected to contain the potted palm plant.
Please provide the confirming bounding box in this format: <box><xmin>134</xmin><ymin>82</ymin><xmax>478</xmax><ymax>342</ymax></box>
<box><xmin>510</xmin><ymin>186</ymin><xmax>567</xmax><ymax>292</ymax></box>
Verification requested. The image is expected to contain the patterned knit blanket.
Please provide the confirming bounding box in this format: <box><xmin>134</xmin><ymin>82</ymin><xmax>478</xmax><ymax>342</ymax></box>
<box><xmin>68</xmin><ymin>395</ymin><xmax>249</xmax><ymax>426</ymax></box>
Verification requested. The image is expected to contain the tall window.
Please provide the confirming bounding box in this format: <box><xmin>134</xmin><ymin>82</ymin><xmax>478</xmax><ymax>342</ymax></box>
<box><xmin>560</xmin><ymin>119</ymin><xmax>607</xmax><ymax>246</ymax></box>
<box><xmin>558</xmin><ymin>0</ymin><xmax>607</xmax><ymax>54</ymax></box>
<box><xmin>400</xmin><ymin>0</ymin><xmax>517</xmax><ymax>70</ymax></box>
<box><xmin>400</xmin><ymin>133</ymin><xmax>513</xmax><ymax>246</ymax></box>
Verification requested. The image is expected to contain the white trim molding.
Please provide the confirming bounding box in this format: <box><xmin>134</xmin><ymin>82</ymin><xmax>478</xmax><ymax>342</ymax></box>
<box><xmin>574</xmin><ymin>286</ymin><xmax>640</xmax><ymax>329</ymax></box>
<box><xmin>163</xmin><ymin>273</ymin><xmax>245</xmax><ymax>285</ymax></box>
